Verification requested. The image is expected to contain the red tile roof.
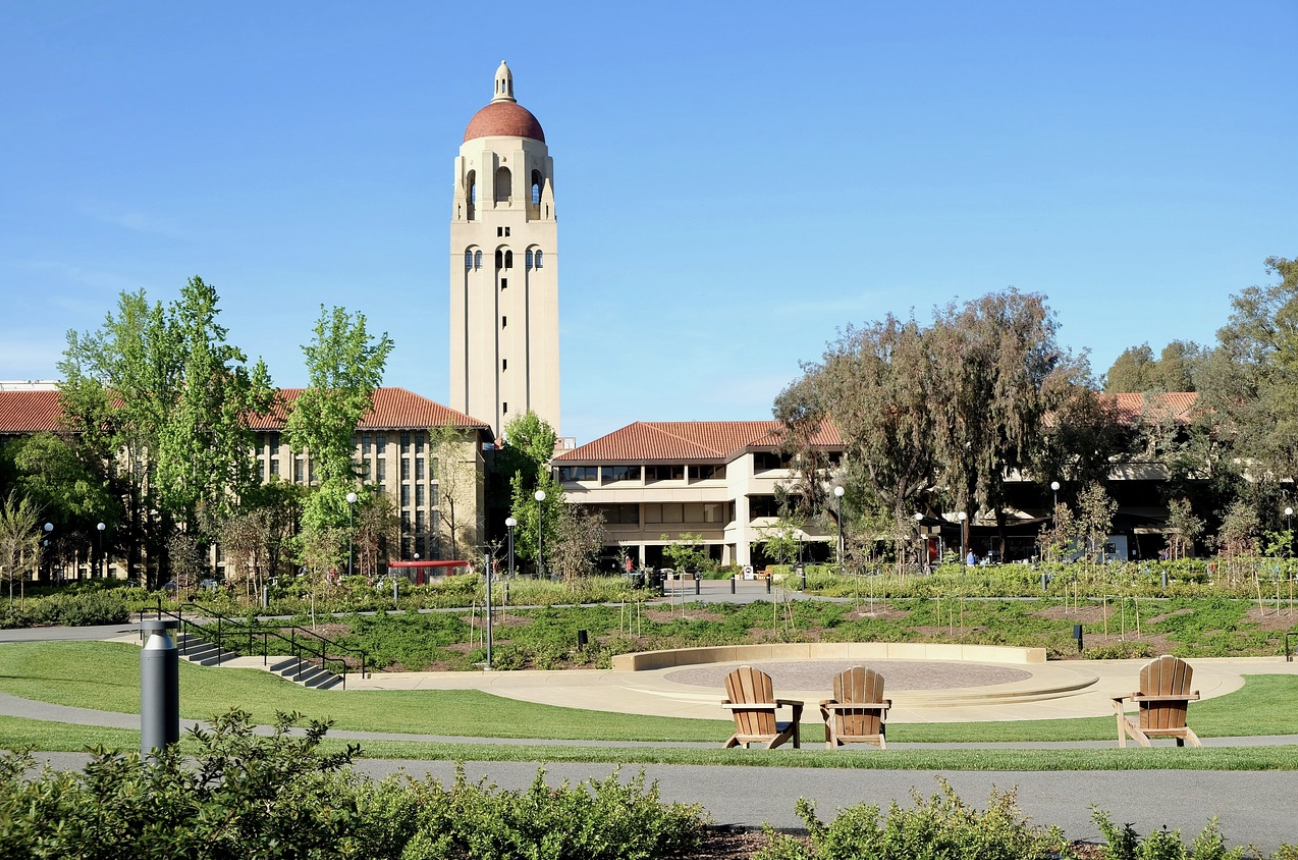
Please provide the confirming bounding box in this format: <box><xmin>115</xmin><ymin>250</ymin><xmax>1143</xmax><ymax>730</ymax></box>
<box><xmin>0</xmin><ymin>387</ymin><xmax>491</xmax><ymax>437</ymax></box>
<box><xmin>0</xmin><ymin>390</ymin><xmax>65</xmax><ymax>434</ymax></box>
<box><xmin>554</xmin><ymin>420</ymin><xmax>843</xmax><ymax>464</ymax></box>
<box><xmin>1102</xmin><ymin>392</ymin><xmax>1199</xmax><ymax>425</ymax></box>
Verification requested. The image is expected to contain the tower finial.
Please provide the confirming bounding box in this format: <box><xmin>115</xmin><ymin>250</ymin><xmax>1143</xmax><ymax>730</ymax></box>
<box><xmin>492</xmin><ymin>61</ymin><xmax>516</xmax><ymax>104</ymax></box>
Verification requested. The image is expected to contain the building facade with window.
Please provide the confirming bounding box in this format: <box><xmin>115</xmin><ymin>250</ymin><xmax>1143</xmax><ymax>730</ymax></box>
<box><xmin>0</xmin><ymin>386</ymin><xmax>492</xmax><ymax>580</ymax></box>
<box><xmin>450</xmin><ymin>61</ymin><xmax>560</xmax><ymax>439</ymax></box>
<box><xmin>552</xmin><ymin>421</ymin><xmax>844</xmax><ymax>569</ymax></box>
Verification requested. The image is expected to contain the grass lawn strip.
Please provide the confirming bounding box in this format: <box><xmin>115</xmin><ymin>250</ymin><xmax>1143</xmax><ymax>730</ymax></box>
<box><xmin>0</xmin><ymin>641</ymin><xmax>1295</xmax><ymax>750</ymax></box>
<box><xmin>2</xmin><ymin>715</ymin><xmax>1297</xmax><ymax>771</ymax></box>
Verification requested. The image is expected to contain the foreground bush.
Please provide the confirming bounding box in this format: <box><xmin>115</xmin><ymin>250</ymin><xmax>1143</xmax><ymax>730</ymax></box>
<box><xmin>754</xmin><ymin>779</ymin><xmax>1068</xmax><ymax>860</ymax></box>
<box><xmin>0</xmin><ymin>710</ymin><xmax>709</xmax><ymax>860</ymax></box>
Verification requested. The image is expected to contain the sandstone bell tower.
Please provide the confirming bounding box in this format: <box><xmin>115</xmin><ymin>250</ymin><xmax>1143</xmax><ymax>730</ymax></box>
<box><xmin>450</xmin><ymin>61</ymin><xmax>559</xmax><ymax>438</ymax></box>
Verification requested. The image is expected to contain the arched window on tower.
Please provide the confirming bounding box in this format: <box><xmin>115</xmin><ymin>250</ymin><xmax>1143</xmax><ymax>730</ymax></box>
<box><xmin>525</xmin><ymin>249</ymin><xmax>533</xmax><ymax>269</ymax></box>
<box><xmin>464</xmin><ymin>250</ymin><xmax>473</xmax><ymax>270</ymax></box>
<box><xmin>504</xmin><ymin>250</ymin><xmax>514</xmax><ymax>269</ymax></box>
<box><xmin>534</xmin><ymin>250</ymin><xmax>544</xmax><ymax>269</ymax></box>
<box><xmin>473</xmin><ymin>250</ymin><xmax>482</xmax><ymax>270</ymax></box>
<box><xmin>531</xmin><ymin>170</ymin><xmax>542</xmax><ymax>206</ymax></box>
<box><xmin>466</xmin><ymin>171</ymin><xmax>476</xmax><ymax>220</ymax></box>
<box><xmin>494</xmin><ymin>167</ymin><xmax>512</xmax><ymax>203</ymax></box>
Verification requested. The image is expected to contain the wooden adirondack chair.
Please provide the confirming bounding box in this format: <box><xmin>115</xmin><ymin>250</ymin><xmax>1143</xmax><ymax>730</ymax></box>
<box><xmin>1111</xmin><ymin>655</ymin><xmax>1201</xmax><ymax>748</ymax></box>
<box><xmin>818</xmin><ymin>666</ymin><xmax>891</xmax><ymax>749</ymax></box>
<box><xmin>721</xmin><ymin>666</ymin><xmax>804</xmax><ymax>749</ymax></box>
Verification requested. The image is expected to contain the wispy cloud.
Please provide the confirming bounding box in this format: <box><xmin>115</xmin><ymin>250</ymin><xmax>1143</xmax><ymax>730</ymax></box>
<box><xmin>78</xmin><ymin>203</ymin><xmax>194</xmax><ymax>240</ymax></box>
<box><xmin>23</xmin><ymin>261</ymin><xmax>142</xmax><ymax>293</ymax></box>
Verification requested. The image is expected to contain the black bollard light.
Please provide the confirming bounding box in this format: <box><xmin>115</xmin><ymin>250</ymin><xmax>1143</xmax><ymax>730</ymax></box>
<box><xmin>731</xmin><ymin>575</ymin><xmax>736</xmax><ymax>594</ymax></box>
<box><xmin>695</xmin><ymin>575</ymin><xmax>701</xmax><ymax>596</ymax></box>
<box><xmin>141</xmin><ymin>619</ymin><xmax>180</xmax><ymax>758</ymax></box>
<box><xmin>1073</xmin><ymin>624</ymin><xmax>1084</xmax><ymax>653</ymax></box>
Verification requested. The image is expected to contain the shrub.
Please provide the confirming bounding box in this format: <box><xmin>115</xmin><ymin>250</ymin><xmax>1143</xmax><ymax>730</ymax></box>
<box><xmin>754</xmin><ymin>779</ymin><xmax>1067</xmax><ymax>860</ymax></box>
<box><xmin>0</xmin><ymin>711</ymin><xmax>711</xmax><ymax>860</ymax></box>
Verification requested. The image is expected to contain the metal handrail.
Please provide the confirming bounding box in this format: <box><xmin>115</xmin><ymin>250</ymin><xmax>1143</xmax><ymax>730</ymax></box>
<box><xmin>141</xmin><ymin>600</ymin><xmax>369</xmax><ymax>686</ymax></box>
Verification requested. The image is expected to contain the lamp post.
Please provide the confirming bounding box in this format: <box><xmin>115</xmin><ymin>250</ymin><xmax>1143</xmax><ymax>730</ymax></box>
<box><xmin>505</xmin><ymin>517</ymin><xmax>517</xmax><ymax>578</ymax></box>
<box><xmin>534</xmin><ymin>490</ymin><xmax>546</xmax><ymax>578</ymax></box>
<box><xmin>1050</xmin><ymin>481</ymin><xmax>1060</xmax><ymax>511</ymax></box>
<box><xmin>96</xmin><ymin>522</ymin><xmax>105</xmax><ymax>580</ymax></box>
<box><xmin>913</xmin><ymin>511</ymin><xmax>925</xmax><ymax>570</ymax></box>
<box><xmin>346</xmin><ymin>492</ymin><xmax>358</xmax><ymax>577</ymax></box>
<box><xmin>958</xmin><ymin>511</ymin><xmax>968</xmax><ymax>561</ymax></box>
<box><xmin>833</xmin><ymin>486</ymin><xmax>845</xmax><ymax>577</ymax></box>
<box><xmin>1286</xmin><ymin>507</ymin><xmax>1294</xmax><ymax>559</ymax></box>
<box><xmin>43</xmin><ymin>523</ymin><xmax>53</xmax><ymax>583</ymax></box>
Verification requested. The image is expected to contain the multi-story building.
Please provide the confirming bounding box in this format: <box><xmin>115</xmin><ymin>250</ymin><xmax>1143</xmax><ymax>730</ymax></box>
<box><xmin>553</xmin><ymin>420</ymin><xmax>844</xmax><ymax>569</ymax></box>
<box><xmin>449</xmin><ymin>61</ymin><xmax>560</xmax><ymax>439</ymax></box>
<box><xmin>0</xmin><ymin>386</ymin><xmax>492</xmax><ymax>580</ymax></box>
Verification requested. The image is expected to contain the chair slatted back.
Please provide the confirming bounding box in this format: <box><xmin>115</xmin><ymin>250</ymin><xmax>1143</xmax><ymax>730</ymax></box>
<box><xmin>831</xmin><ymin>666</ymin><xmax>885</xmax><ymax>737</ymax></box>
<box><xmin>1139</xmin><ymin>655</ymin><xmax>1193</xmax><ymax>731</ymax></box>
<box><xmin>725</xmin><ymin>667</ymin><xmax>777</xmax><ymax>737</ymax></box>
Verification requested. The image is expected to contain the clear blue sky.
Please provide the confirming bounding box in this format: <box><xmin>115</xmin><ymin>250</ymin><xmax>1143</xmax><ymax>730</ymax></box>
<box><xmin>2</xmin><ymin>2</ymin><xmax>1295</xmax><ymax>444</ymax></box>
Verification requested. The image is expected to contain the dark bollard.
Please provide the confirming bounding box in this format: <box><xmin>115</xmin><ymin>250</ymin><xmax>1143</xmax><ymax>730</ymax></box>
<box><xmin>731</xmin><ymin>575</ymin><xmax>736</xmax><ymax>594</ymax></box>
<box><xmin>141</xmin><ymin>619</ymin><xmax>179</xmax><ymax>758</ymax></box>
<box><xmin>577</xmin><ymin>629</ymin><xmax>589</xmax><ymax>648</ymax></box>
<box><xmin>766</xmin><ymin>576</ymin><xmax>772</xmax><ymax>595</ymax></box>
<box><xmin>695</xmin><ymin>575</ymin><xmax>701</xmax><ymax>595</ymax></box>
<box><xmin>1073</xmin><ymin>624</ymin><xmax>1084</xmax><ymax>653</ymax></box>
<box><xmin>504</xmin><ymin>583</ymin><xmax>509</xmax><ymax>606</ymax></box>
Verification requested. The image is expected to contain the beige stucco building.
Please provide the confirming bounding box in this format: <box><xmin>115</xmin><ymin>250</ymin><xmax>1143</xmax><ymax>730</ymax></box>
<box><xmin>553</xmin><ymin>421</ymin><xmax>844</xmax><ymax>569</ymax></box>
<box><xmin>450</xmin><ymin>61</ymin><xmax>560</xmax><ymax>439</ymax></box>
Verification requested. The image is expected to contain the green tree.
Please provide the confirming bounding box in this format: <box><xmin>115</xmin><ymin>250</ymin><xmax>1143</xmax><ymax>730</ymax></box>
<box><xmin>661</xmin><ymin>532</ymin><xmax>707</xmax><ymax>573</ymax></box>
<box><xmin>58</xmin><ymin>279</ymin><xmax>274</xmax><ymax>586</ymax></box>
<box><xmin>0</xmin><ymin>492</ymin><xmax>43</xmax><ymax>602</ymax></box>
<box><xmin>284</xmin><ymin>305</ymin><xmax>393</xmax><ymax>535</ymax></box>
<box><xmin>1165</xmin><ymin>497</ymin><xmax>1203</xmax><ymax>560</ymax></box>
<box><xmin>753</xmin><ymin>519</ymin><xmax>802</xmax><ymax>567</ymax></box>
<box><xmin>429</xmin><ymin>421</ymin><xmax>483</xmax><ymax>561</ymax></box>
<box><xmin>1198</xmin><ymin>257</ymin><xmax>1298</xmax><ymax>488</ymax></box>
<box><xmin>1075</xmin><ymin>481</ymin><xmax>1117</xmax><ymax>563</ymax></box>
<box><xmin>781</xmin><ymin>315</ymin><xmax>936</xmax><ymax>527</ymax></box>
<box><xmin>217</xmin><ymin>480</ymin><xmax>305</xmax><ymax>597</ymax></box>
<box><xmin>926</xmin><ymin>289</ymin><xmax>1076</xmax><ymax>555</ymax></box>
<box><xmin>500</xmin><ymin>412</ymin><xmax>561</xmax><ymax>572</ymax></box>
<box><xmin>551</xmin><ymin>505</ymin><xmax>607</xmax><ymax>581</ymax></box>
<box><xmin>1103</xmin><ymin>344</ymin><xmax>1158</xmax><ymax>393</ymax></box>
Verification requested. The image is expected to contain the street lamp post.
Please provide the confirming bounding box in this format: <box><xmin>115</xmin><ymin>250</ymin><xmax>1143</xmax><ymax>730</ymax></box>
<box><xmin>913</xmin><ymin>512</ymin><xmax>925</xmax><ymax>571</ymax></box>
<box><xmin>346</xmin><ymin>492</ymin><xmax>358</xmax><ymax>577</ymax></box>
<box><xmin>833</xmin><ymin>486</ymin><xmax>845</xmax><ymax>577</ymax></box>
<box><xmin>534</xmin><ymin>490</ymin><xmax>546</xmax><ymax>578</ymax></box>
<box><xmin>1286</xmin><ymin>507</ymin><xmax>1294</xmax><ymax>559</ymax></box>
<box><xmin>1050</xmin><ymin>481</ymin><xmax>1060</xmax><ymax>511</ymax></box>
<box><xmin>43</xmin><ymin>523</ymin><xmax>53</xmax><ymax>583</ymax></box>
<box><xmin>96</xmin><ymin>522</ymin><xmax>106</xmax><ymax>580</ymax></box>
<box><xmin>505</xmin><ymin>517</ymin><xmax>517</xmax><ymax>578</ymax></box>
<box><xmin>958</xmin><ymin>511</ymin><xmax>968</xmax><ymax>561</ymax></box>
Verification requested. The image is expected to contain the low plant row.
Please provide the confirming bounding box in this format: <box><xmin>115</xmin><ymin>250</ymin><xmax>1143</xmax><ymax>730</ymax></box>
<box><xmin>0</xmin><ymin>590</ymin><xmax>128</xmax><ymax>630</ymax></box>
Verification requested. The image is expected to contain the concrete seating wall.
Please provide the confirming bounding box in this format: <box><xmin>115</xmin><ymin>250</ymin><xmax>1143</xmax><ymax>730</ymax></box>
<box><xmin>611</xmin><ymin>642</ymin><xmax>1047</xmax><ymax>672</ymax></box>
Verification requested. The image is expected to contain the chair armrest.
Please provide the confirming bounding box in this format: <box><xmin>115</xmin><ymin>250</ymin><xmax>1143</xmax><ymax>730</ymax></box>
<box><xmin>1131</xmin><ymin>693</ymin><xmax>1200</xmax><ymax>703</ymax></box>
<box><xmin>775</xmin><ymin>699</ymin><xmax>804</xmax><ymax>708</ymax></box>
<box><xmin>721</xmin><ymin>702</ymin><xmax>779</xmax><ymax>711</ymax></box>
<box><xmin>821</xmin><ymin>700</ymin><xmax>891</xmax><ymax>711</ymax></box>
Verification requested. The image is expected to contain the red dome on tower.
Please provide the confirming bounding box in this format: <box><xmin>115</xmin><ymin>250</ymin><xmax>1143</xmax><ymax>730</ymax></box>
<box><xmin>463</xmin><ymin>101</ymin><xmax>545</xmax><ymax>143</ymax></box>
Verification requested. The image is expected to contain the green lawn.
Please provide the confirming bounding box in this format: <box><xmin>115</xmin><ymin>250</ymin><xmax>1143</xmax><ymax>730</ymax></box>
<box><xmin>1</xmin><ymin>641</ymin><xmax>1297</xmax><ymax>770</ymax></box>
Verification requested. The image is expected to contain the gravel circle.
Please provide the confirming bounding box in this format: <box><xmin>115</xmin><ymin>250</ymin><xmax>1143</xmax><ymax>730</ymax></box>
<box><xmin>664</xmin><ymin>659</ymin><xmax>1032</xmax><ymax>691</ymax></box>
